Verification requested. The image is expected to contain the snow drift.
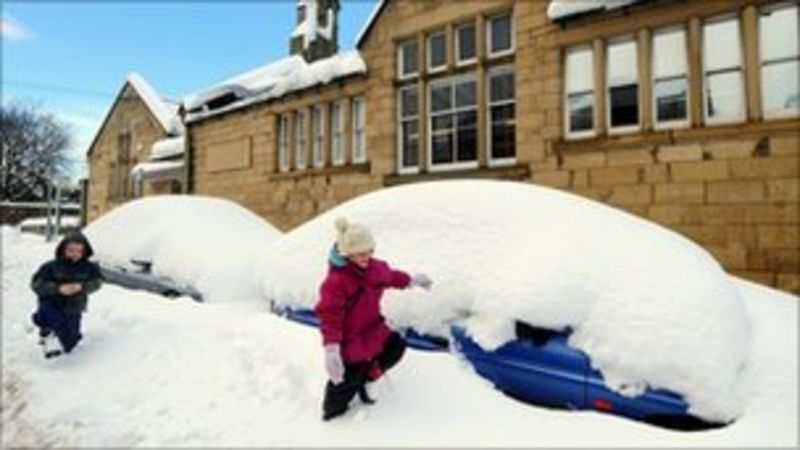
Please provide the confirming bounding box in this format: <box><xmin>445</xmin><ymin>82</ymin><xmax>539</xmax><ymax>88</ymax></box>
<box><xmin>262</xmin><ymin>180</ymin><xmax>751</xmax><ymax>422</ymax></box>
<box><xmin>85</xmin><ymin>196</ymin><xmax>281</xmax><ymax>302</ymax></box>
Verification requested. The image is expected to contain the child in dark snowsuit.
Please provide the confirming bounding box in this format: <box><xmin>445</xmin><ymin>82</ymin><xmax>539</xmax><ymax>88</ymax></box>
<box><xmin>315</xmin><ymin>217</ymin><xmax>432</xmax><ymax>421</ymax></box>
<box><xmin>31</xmin><ymin>231</ymin><xmax>103</xmax><ymax>358</ymax></box>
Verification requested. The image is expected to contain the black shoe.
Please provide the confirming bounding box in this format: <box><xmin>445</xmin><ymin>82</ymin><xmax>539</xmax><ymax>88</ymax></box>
<box><xmin>322</xmin><ymin>407</ymin><xmax>348</xmax><ymax>421</ymax></box>
<box><xmin>44</xmin><ymin>349</ymin><xmax>63</xmax><ymax>359</ymax></box>
<box><xmin>357</xmin><ymin>385</ymin><xmax>375</xmax><ymax>405</ymax></box>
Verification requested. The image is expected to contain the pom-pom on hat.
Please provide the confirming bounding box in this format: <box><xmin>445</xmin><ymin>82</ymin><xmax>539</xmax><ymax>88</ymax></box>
<box><xmin>334</xmin><ymin>217</ymin><xmax>376</xmax><ymax>256</ymax></box>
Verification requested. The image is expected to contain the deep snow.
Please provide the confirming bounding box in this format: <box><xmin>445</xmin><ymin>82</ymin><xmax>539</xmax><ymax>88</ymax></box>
<box><xmin>262</xmin><ymin>181</ymin><xmax>750</xmax><ymax>422</ymax></box>
<box><xmin>84</xmin><ymin>196</ymin><xmax>282</xmax><ymax>302</ymax></box>
<box><xmin>1</xmin><ymin>227</ymin><xmax>796</xmax><ymax>447</ymax></box>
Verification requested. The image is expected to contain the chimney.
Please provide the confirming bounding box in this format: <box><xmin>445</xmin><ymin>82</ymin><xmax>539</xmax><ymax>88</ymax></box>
<box><xmin>289</xmin><ymin>0</ymin><xmax>340</xmax><ymax>62</ymax></box>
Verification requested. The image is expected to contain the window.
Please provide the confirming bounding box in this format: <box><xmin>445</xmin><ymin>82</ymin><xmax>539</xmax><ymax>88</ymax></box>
<box><xmin>760</xmin><ymin>2</ymin><xmax>799</xmax><ymax>117</ymax></box>
<box><xmin>352</xmin><ymin>97</ymin><xmax>367</xmax><ymax>163</ymax></box>
<box><xmin>488</xmin><ymin>13</ymin><xmax>513</xmax><ymax>57</ymax></box>
<box><xmin>428</xmin><ymin>31</ymin><xmax>447</xmax><ymax>72</ymax></box>
<box><xmin>398</xmin><ymin>86</ymin><xmax>420</xmax><ymax>172</ymax></box>
<box><xmin>278</xmin><ymin>114</ymin><xmax>290</xmax><ymax>172</ymax></box>
<box><xmin>428</xmin><ymin>74</ymin><xmax>478</xmax><ymax>169</ymax></box>
<box><xmin>331</xmin><ymin>101</ymin><xmax>345</xmax><ymax>166</ymax></box>
<box><xmin>488</xmin><ymin>66</ymin><xmax>515</xmax><ymax>163</ymax></box>
<box><xmin>312</xmin><ymin>105</ymin><xmax>325</xmax><ymax>168</ymax></box>
<box><xmin>295</xmin><ymin>110</ymin><xmax>306</xmax><ymax>170</ymax></box>
<box><xmin>652</xmin><ymin>27</ymin><xmax>689</xmax><ymax>128</ymax></box>
<box><xmin>398</xmin><ymin>40</ymin><xmax>419</xmax><ymax>79</ymax></box>
<box><xmin>703</xmin><ymin>16</ymin><xmax>745</xmax><ymax>124</ymax></box>
<box><xmin>456</xmin><ymin>22</ymin><xmax>477</xmax><ymax>65</ymax></box>
<box><xmin>606</xmin><ymin>38</ymin><xmax>639</xmax><ymax>131</ymax></box>
<box><xmin>564</xmin><ymin>45</ymin><xmax>595</xmax><ymax>138</ymax></box>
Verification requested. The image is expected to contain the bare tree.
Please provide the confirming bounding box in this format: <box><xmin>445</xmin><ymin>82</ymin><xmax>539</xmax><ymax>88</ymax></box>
<box><xmin>1</xmin><ymin>103</ymin><xmax>73</xmax><ymax>202</ymax></box>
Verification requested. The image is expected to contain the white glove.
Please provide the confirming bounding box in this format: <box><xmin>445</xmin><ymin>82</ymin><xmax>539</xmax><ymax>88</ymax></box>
<box><xmin>324</xmin><ymin>344</ymin><xmax>345</xmax><ymax>384</ymax></box>
<box><xmin>410</xmin><ymin>273</ymin><xmax>433</xmax><ymax>290</ymax></box>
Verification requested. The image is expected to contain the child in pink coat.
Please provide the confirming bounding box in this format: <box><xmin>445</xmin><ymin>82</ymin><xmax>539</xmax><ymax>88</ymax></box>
<box><xmin>315</xmin><ymin>217</ymin><xmax>432</xmax><ymax>421</ymax></box>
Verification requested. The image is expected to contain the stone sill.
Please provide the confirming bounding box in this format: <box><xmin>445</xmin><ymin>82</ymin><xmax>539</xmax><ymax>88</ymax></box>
<box><xmin>383</xmin><ymin>163</ymin><xmax>530</xmax><ymax>186</ymax></box>
<box><xmin>268</xmin><ymin>163</ymin><xmax>371</xmax><ymax>181</ymax></box>
<box><xmin>553</xmin><ymin>118</ymin><xmax>800</xmax><ymax>155</ymax></box>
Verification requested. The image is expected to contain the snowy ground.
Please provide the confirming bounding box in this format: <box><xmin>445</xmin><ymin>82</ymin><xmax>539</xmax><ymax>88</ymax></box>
<box><xmin>2</xmin><ymin>228</ymin><xmax>797</xmax><ymax>447</ymax></box>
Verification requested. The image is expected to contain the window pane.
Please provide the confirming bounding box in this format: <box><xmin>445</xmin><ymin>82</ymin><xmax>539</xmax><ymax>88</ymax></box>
<box><xmin>607</xmin><ymin>39</ymin><xmax>638</xmax><ymax>87</ymax></box>
<box><xmin>458</xmin><ymin>23</ymin><xmax>476</xmax><ymax>61</ymax></box>
<box><xmin>655</xmin><ymin>77</ymin><xmax>688</xmax><ymax>122</ymax></box>
<box><xmin>609</xmin><ymin>84</ymin><xmax>639</xmax><ymax>127</ymax></box>
<box><xmin>568</xmin><ymin>93</ymin><xmax>594</xmax><ymax>132</ymax></box>
<box><xmin>431</xmin><ymin>84</ymin><xmax>452</xmax><ymax>112</ymax></box>
<box><xmin>653</xmin><ymin>28</ymin><xmax>687</xmax><ymax>78</ymax></box>
<box><xmin>400</xmin><ymin>41</ymin><xmax>418</xmax><ymax>76</ymax></box>
<box><xmin>490</xmin><ymin>71</ymin><xmax>515</xmax><ymax>102</ymax></box>
<box><xmin>490</xmin><ymin>14</ymin><xmax>512</xmax><ymax>54</ymax></box>
<box><xmin>455</xmin><ymin>80</ymin><xmax>476</xmax><ymax>107</ymax></box>
<box><xmin>401</xmin><ymin>121</ymin><xmax>419</xmax><ymax>167</ymax></box>
<box><xmin>401</xmin><ymin>87</ymin><xmax>418</xmax><ymax>117</ymax></box>
<box><xmin>706</xmin><ymin>70</ymin><xmax>744</xmax><ymax>119</ymax></box>
<box><xmin>763</xmin><ymin>60</ymin><xmax>800</xmax><ymax>112</ymax></box>
<box><xmin>429</xmin><ymin>32</ymin><xmax>446</xmax><ymax>68</ymax></box>
<box><xmin>704</xmin><ymin>18</ymin><xmax>741</xmax><ymax>70</ymax></box>
<box><xmin>760</xmin><ymin>4</ymin><xmax>799</xmax><ymax>62</ymax></box>
<box><xmin>491</xmin><ymin>104</ymin><xmax>516</xmax><ymax>159</ymax></box>
<box><xmin>566</xmin><ymin>46</ymin><xmax>594</xmax><ymax>93</ymax></box>
<box><xmin>432</xmin><ymin>137</ymin><xmax>453</xmax><ymax>164</ymax></box>
<box><xmin>457</xmin><ymin>128</ymin><xmax>477</xmax><ymax>162</ymax></box>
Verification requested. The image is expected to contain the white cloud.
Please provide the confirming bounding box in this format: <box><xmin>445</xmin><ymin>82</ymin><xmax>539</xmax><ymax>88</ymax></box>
<box><xmin>1</xmin><ymin>14</ymin><xmax>34</xmax><ymax>41</ymax></box>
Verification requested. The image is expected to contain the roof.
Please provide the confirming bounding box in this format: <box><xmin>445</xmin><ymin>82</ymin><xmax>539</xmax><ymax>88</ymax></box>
<box><xmin>354</xmin><ymin>0</ymin><xmax>387</xmax><ymax>49</ymax></box>
<box><xmin>184</xmin><ymin>50</ymin><xmax>367</xmax><ymax>123</ymax></box>
<box><xmin>547</xmin><ymin>0</ymin><xmax>644</xmax><ymax>21</ymax></box>
<box><xmin>126</xmin><ymin>73</ymin><xmax>184</xmax><ymax>136</ymax></box>
<box><xmin>150</xmin><ymin>136</ymin><xmax>186</xmax><ymax>161</ymax></box>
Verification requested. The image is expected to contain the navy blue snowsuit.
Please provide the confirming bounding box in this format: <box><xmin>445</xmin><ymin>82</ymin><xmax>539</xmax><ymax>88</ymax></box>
<box><xmin>30</xmin><ymin>231</ymin><xmax>103</xmax><ymax>353</ymax></box>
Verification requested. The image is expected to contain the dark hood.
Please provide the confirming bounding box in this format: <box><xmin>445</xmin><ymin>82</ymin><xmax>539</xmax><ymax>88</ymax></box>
<box><xmin>55</xmin><ymin>230</ymin><xmax>95</xmax><ymax>261</ymax></box>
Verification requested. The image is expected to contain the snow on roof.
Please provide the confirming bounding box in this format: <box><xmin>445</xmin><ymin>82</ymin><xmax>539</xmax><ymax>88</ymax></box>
<box><xmin>184</xmin><ymin>50</ymin><xmax>367</xmax><ymax>123</ymax></box>
<box><xmin>547</xmin><ymin>0</ymin><xmax>643</xmax><ymax>21</ymax></box>
<box><xmin>262</xmin><ymin>180</ymin><xmax>751</xmax><ymax>422</ymax></box>
<box><xmin>150</xmin><ymin>136</ymin><xmax>186</xmax><ymax>161</ymax></box>
<box><xmin>126</xmin><ymin>72</ymin><xmax>185</xmax><ymax>136</ymax></box>
<box><xmin>354</xmin><ymin>0</ymin><xmax>387</xmax><ymax>48</ymax></box>
<box><xmin>130</xmin><ymin>160</ymin><xmax>184</xmax><ymax>179</ymax></box>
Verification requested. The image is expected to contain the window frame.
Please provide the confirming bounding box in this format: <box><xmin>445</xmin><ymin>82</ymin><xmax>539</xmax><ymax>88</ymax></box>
<box><xmin>351</xmin><ymin>96</ymin><xmax>367</xmax><ymax>164</ymax></box>
<box><xmin>455</xmin><ymin>22</ymin><xmax>478</xmax><ymax>67</ymax></box>
<box><xmin>605</xmin><ymin>36</ymin><xmax>641</xmax><ymax>135</ymax></box>
<box><xmin>487</xmin><ymin>12</ymin><xmax>515</xmax><ymax>59</ymax></box>
<box><xmin>563</xmin><ymin>44</ymin><xmax>597</xmax><ymax>140</ymax></box>
<box><xmin>278</xmin><ymin>114</ymin><xmax>290</xmax><ymax>172</ymax></box>
<box><xmin>397</xmin><ymin>84</ymin><xmax>421</xmax><ymax>174</ymax></box>
<box><xmin>397</xmin><ymin>39</ymin><xmax>419</xmax><ymax>81</ymax></box>
<box><xmin>427</xmin><ymin>30</ymin><xmax>447</xmax><ymax>73</ymax></box>
<box><xmin>702</xmin><ymin>14</ymin><xmax>746</xmax><ymax>126</ymax></box>
<box><xmin>312</xmin><ymin>104</ymin><xmax>326</xmax><ymax>169</ymax></box>
<box><xmin>651</xmin><ymin>25</ymin><xmax>691</xmax><ymax>130</ymax></box>
<box><xmin>331</xmin><ymin>100</ymin><xmax>345</xmax><ymax>167</ymax></box>
<box><xmin>427</xmin><ymin>73</ymin><xmax>479</xmax><ymax>172</ymax></box>
<box><xmin>487</xmin><ymin>65</ymin><xmax>516</xmax><ymax>167</ymax></box>
<box><xmin>294</xmin><ymin>109</ymin><xmax>307</xmax><ymax>170</ymax></box>
<box><xmin>758</xmin><ymin>1</ymin><xmax>800</xmax><ymax>120</ymax></box>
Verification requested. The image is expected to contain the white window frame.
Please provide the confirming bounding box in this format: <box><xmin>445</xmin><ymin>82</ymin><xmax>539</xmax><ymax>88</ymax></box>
<box><xmin>331</xmin><ymin>100</ymin><xmax>345</xmax><ymax>166</ymax></box>
<box><xmin>295</xmin><ymin>110</ymin><xmax>306</xmax><ymax>170</ymax></box>
<box><xmin>487</xmin><ymin>65</ymin><xmax>516</xmax><ymax>167</ymax></box>
<box><xmin>487</xmin><ymin>12</ymin><xmax>515</xmax><ymax>59</ymax></box>
<box><xmin>278</xmin><ymin>114</ymin><xmax>290</xmax><ymax>172</ymax></box>
<box><xmin>397</xmin><ymin>85</ymin><xmax>420</xmax><ymax>175</ymax></box>
<box><xmin>564</xmin><ymin>45</ymin><xmax>597</xmax><ymax>140</ymax></box>
<box><xmin>427</xmin><ymin>73</ymin><xmax>479</xmax><ymax>172</ymax></box>
<box><xmin>312</xmin><ymin>105</ymin><xmax>326</xmax><ymax>169</ymax></box>
<box><xmin>759</xmin><ymin>1</ymin><xmax>800</xmax><ymax>120</ymax></box>
<box><xmin>397</xmin><ymin>40</ymin><xmax>419</xmax><ymax>80</ymax></box>
<box><xmin>455</xmin><ymin>22</ymin><xmax>478</xmax><ymax>66</ymax></box>
<box><xmin>351</xmin><ymin>96</ymin><xmax>367</xmax><ymax>164</ymax></box>
<box><xmin>702</xmin><ymin>14</ymin><xmax>746</xmax><ymax>126</ymax></box>
<box><xmin>427</xmin><ymin>30</ymin><xmax>447</xmax><ymax>73</ymax></box>
<box><xmin>606</xmin><ymin>36</ymin><xmax>641</xmax><ymax>135</ymax></box>
<box><xmin>652</xmin><ymin>26</ymin><xmax>691</xmax><ymax>130</ymax></box>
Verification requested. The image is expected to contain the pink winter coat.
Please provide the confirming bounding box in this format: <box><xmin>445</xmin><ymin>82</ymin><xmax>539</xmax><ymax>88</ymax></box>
<box><xmin>315</xmin><ymin>257</ymin><xmax>411</xmax><ymax>364</ymax></box>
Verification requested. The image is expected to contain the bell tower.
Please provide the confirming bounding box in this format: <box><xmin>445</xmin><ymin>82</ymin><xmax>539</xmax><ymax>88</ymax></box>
<box><xmin>289</xmin><ymin>0</ymin><xmax>340</xmax><ymax>62</ymax></box>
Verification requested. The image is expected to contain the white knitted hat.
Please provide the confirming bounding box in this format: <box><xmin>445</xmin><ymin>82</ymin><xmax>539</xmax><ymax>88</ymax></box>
<box><xmin>334</xmin><ymin>217</ymin><xmax>375</xmax><ymax>256</ymax></box>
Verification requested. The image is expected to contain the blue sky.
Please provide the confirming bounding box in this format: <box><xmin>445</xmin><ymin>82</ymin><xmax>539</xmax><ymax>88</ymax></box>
<box><xmin>1</xmin><ymin>1</ymin><xmax>377</xmax><ymax>177</ymax></box>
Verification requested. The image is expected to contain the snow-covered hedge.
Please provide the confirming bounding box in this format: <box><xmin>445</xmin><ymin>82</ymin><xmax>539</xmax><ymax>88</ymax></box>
<box><xmin>86</xmin><ymin>196</ymin><xmax>281</xmax><ymax>302</ymax></box>
<box><xmin>262</xmin><ymin>180</ymin><xmax>751</xmax><ymax>422</ymax></box>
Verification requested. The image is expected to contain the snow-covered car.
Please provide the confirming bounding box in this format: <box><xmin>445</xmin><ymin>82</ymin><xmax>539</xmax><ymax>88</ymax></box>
<box><xmin>451</xmin><ymin>323</ymin><xmax>725</xmax><ymax>430</ymax></box>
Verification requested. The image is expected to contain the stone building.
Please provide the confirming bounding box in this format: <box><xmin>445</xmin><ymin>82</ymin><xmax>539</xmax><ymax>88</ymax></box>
<box><xmin>93</xmin><ymin>0</ymin><xmax>800</xmax><ymax>293</ymax></box>
<box><xmin>85</xmin><ymin>73</ymin><xmax>186</xmax><ymax>221</ymax></box>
